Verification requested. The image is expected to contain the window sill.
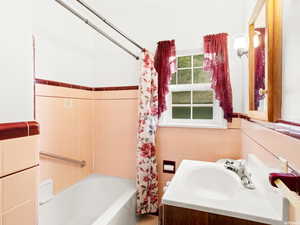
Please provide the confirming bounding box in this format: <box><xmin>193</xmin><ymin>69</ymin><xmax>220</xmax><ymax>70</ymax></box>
<box><xmin>158</xmin><ymin>122</ymin><xmax>227</xmax><ymax>129</ymax></box>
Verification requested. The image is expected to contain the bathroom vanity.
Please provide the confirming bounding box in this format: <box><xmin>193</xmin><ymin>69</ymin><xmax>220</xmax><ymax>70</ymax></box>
<box><xmin>161</xmin><ymin>205</ymin><xmax>268</xmax><ymax>225</ymax></box>
<box><xmin>160</xmin><ymin>158</ymin><xmax>287</xmax><ymax>225</ymax></box>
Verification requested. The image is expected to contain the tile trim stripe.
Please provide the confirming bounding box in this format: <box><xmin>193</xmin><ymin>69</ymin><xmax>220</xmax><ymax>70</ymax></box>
<box><xmin>35</xmin><ymin>78</ymin><xmax>139</xmax><ymax>91</ymax></box>
<box><xmin>276</xmin><ymin>120</ymin><xmax>300</xmax><ymax>127</ymax></box>
<box><xmin>35</xmin><ymin>78</ymin><xmax>94</xmax><ymax>91</ymax></box>
<box><xmin>93</xmin><ymin>86</ymin><xmax>139</xmax><ymax>91</ymax></box>
<box><xmin>235</xmin><ymin>114</ymin><xmax>300</xmax><ymax>141</ymax></box>
<box><xmin>232</xmin><ymin>113</ymin><xmax>251</xmax><ymax>120</ymax></box>
<box><xmin>0</xmin><ymin>121</ymin><xmax>40</xmax><ymax>141</ymax></box>
<box><xmin>0</xmin><ymin>164</ymin><xmax>39</xmax><ymax>179</ymax></box>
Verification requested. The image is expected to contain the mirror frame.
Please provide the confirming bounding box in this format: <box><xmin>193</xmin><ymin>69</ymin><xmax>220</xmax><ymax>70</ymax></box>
<box><xmin>248</xmin><ymin>0</ymin><xmax>282</xmax><ymax>122</ymax></box>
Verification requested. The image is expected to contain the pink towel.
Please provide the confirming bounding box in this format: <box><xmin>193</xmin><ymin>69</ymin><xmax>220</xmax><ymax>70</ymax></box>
<box><xmin>269</xmin><ymin>173</ymin><xmax>300</xmax><ymax>194</ymax></box>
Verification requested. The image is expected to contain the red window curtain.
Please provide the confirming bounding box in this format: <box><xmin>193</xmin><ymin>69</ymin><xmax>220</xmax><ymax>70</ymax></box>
<box><xmin>154</xmin><ymin>40</ymin><xmax>176</xmax><ymax>118</ymax></box>
<box><xmin>254</xmin><ymin>28</ymin><xmax>266</xmax><ymax>110</ymax></box>
<box><xmin>203</xmin><ymin>33</ymin><xmax>233</xmax><ymax>122</ymax></box>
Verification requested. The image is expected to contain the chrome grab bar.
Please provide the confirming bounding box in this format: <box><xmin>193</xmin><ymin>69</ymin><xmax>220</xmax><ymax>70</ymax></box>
<box><xmin>40</xmin><ymin>151</ymin><xmax>86</xmax><ymax>168</ymax></box>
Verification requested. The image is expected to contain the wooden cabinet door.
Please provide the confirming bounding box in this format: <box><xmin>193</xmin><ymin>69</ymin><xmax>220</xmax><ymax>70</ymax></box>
<box><xmin>162</xmin><ymin>205</ymin><xmax>269</xmax><ymax>225</ymax></box>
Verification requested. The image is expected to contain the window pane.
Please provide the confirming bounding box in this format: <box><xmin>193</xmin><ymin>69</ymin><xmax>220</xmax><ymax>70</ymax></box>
<box><xmin>170</xmin><ymin>73</ymin><xmax>176</xmax><ymax>84</ymax></box>
<box><xmin>193</xmin><ymin>55</ymin><xmax>204</xmax><ymax>67</ymax></box>
<box><xmin>194</xmin><ymin>68</ymin><xmax>211</xmax><ymax>83</ymax></box>
<box><xmin>172</xmin><ymin>91</ymin><xmax>191</xmax><ymax>104</ymax></box>
<box><xmin>172</xmin><ymin>107</ymin><xmax>191</xmax><ymax>119</ymax></box>
<box><xmin>178</xmin><ymin>56</ymin><xmax>191</xmax><ymax>68</ymax></box>
<box><xmin>193</xmin><ymin>107</ymin><xmax>213</xmax><ymax>119</ymax></box>
<box><xmin>193</xmin><ymin>91</ymin><xmax>213</xmax><ymax>104</ymax></box>
<box><xmin>178</xmin><ymin>69</ymin><xmax>192</xmax><ymax>84</ymax></box>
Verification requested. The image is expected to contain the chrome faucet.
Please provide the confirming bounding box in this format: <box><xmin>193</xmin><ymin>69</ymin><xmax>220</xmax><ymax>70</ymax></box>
<box><xmin>224</xmin><ymin>160</ymin><xmax>255</xmax><ymax>190</ymax></box>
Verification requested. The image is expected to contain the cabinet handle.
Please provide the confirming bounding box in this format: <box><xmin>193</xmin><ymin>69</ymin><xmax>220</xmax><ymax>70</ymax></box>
<box><xmin>259</xmin><ymin>88</ymin><xmax>268</xmax><ymax>96</ymax></box>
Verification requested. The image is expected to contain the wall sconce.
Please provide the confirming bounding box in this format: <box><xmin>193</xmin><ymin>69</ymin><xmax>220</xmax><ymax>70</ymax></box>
<box><xmin>234</xmin><ymin>36</ymin><xmax>248</xmax><ymax>58</ymax></box>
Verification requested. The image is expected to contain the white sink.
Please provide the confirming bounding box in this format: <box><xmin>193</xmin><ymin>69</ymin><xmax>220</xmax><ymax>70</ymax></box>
<box><xmin>162</xmin><ymin>158</ymin><xmax>287</xmax><ymax>225</ymax></box>
<box><xmin>182</xmin><ymin>165</ymin><xmax>240</xmax><ymax>201</ymax></box>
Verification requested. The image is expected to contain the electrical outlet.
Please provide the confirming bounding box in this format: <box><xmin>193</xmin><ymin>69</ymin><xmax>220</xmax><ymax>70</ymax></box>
<box><xmin>163</xmin><ymin>160</ymin><xmax>176</xmax><ymax>174</ymax></box>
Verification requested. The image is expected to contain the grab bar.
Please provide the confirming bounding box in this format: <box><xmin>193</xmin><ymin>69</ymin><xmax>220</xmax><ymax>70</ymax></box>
<box><xmin>40</xmin><ymin>151</ymin><xmax>86</xmax><ymax>168</ymax></box>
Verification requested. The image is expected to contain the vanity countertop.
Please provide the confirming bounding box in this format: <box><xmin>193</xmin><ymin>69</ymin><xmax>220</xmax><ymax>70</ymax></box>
<box><xmin>162</xmin><ymin>158</ymin><xmax>287</xmax><ymax>225</ymax></box>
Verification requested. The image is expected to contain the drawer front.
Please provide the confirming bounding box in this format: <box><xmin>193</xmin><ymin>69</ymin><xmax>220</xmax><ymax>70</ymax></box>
<box><xmin>0</xmin><ymin>136</ymin><xmax>38</xmax><ymax>177</ymax></box>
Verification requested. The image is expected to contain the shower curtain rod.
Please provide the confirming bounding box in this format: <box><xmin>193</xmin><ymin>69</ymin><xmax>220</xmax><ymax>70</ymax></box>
<box><xmin>74</xmin><ymin>0</ymin><xmax>144</xmax><ymax>52</ymax></box>
<box><xmin>55</xmin><ymin>0</ymin><xmax>140</xmax><ymax>60</ymax></box>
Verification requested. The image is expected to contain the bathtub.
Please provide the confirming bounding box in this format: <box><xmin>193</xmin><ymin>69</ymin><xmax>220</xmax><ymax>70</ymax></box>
<box><xmin>39</xmin><ymin>174</ymin><xmax>137</xmax><ymax>225</ymax></box>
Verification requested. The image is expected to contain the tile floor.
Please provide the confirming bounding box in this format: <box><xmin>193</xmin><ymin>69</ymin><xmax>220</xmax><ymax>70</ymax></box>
<box><xmin>137</xmin><ymin>215</ymin><xmax>158</xmax><ymax>225</ymax></box>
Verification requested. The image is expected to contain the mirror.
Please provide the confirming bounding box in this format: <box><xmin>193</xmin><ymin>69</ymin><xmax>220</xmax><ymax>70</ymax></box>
<box><xmin>248</xmin><ymin>0</ymin><xmax>282</xmax><ymax>122</ymax></box>
<box><xmin>253</xmin><ymin>4</ymin><xmax>267</xmax><ymax>112</ymax></box>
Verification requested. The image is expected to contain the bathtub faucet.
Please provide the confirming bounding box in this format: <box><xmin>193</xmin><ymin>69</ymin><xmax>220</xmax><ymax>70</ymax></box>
<box><xmin>224</xmin><ymin>160</ymin><xmax>255</xmax><ymax>190</ymax></box>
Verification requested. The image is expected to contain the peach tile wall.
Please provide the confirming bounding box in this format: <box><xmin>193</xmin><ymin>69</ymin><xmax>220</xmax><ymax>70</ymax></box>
<box><xmin>241</xmin><ymin>120</ymin><xmax>300</xmax><ymax>222</ymax></box>
<box><xmin>36</xmin><ymin>84</ymin><xmax>94</xmax><ymax>194</ymax></box>
<box><xmin>93</xmin><ymin>90</ymin><xmax>138</xmax><ymax>180</ymax></box>
<box><xmin>156</xmin><ymin>127</ymin><xmax>241</xmax><ymax>199</ymax></box>
<box><xmin>0</xmin><ymin>136</ymin><xmax>38</xmax><ymax>176</ymax></box>
<box><xmin>92</xmin><ymin>90</ymin><xmax>241</xmax><ymax>199</ymax></box>
<box><xmin>241</xmin><ymin>120</ymin><xmax>300</xmax><ymax>171</ymax></box>
<box><xmin>36</xmin><ymin>84</ymin><xmax>299</xmax><ymax>222</ymax></box>
<box><xmin>0</xmin><ymin>132</ymin><xmax>39</xmax><ymax>225</ymax></box>
<box><xmin>0</xmin><ymin>167</ymin><xmax>38</xmax><ymax>225</ymax></box>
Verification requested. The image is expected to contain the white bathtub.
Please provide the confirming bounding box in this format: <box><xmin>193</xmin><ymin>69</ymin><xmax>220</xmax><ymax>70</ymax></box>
<box><xmin>39</xmin><ymin>174</ymin><xmax>137</xmax><ymax>225</ymax></box>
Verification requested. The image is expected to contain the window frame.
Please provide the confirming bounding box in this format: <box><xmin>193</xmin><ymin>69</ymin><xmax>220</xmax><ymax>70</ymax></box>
<box><xmin>159</xmin><ymin>49</ymin><xmax>227</xmax><ymax>129</ymax></box>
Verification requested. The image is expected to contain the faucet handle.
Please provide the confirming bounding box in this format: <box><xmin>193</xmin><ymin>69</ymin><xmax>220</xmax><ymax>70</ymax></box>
<box><xmin>239</xmin><ymin>160</ymin><xmax>246</xmax><ymax>168</ymax></box>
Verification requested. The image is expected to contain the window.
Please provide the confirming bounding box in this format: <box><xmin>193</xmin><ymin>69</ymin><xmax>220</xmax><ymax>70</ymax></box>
<box><xmin>159</xmin><ymin>50</ymin><xmax>226</xmax><ymax>128</ymax></box>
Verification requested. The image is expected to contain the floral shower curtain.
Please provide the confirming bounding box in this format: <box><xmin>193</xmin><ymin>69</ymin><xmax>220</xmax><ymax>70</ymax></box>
<box><xmin>136</xmin><ymin>50</ymin><xmax>159</xmax><ymax>215</ymax></box>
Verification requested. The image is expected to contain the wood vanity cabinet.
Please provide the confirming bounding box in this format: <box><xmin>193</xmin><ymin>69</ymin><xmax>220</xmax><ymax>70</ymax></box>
<box><xmin>160</xmin><ymin>205</ymin><xmax>270</xmax><ymax>225</ymax></box>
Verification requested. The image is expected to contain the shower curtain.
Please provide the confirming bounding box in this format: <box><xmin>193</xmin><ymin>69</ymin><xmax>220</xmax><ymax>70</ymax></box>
<box><xmin>136</xmin><ymin>50</ymin><xmax>159</xmax><ymax>215</ymax></box>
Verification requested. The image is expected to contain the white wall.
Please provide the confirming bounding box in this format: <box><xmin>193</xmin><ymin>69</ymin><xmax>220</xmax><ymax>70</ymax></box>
<box><xmin>0</xmin><ymin>0</ymin><xmax>253</xmax><ymax>124</ymax></box>
<box><xmin>90</xmin><ymin>0</ymin><xmax>251</xmax><ymax>112</ymax></box>
<box><xmin>0</xmin><ymin>1</ymin><xmax>34</xmax><ymax>123</ymax></box>
<box><xmin>282</xmin><ymin>0</ymin><xmax>300</xmax><ymax>123</ymax></box>
<box><xmin>33</xmin><ymin>0</ymin><xmax>252</xmax><ymax>112</ymax></box>
<box><xmin>33</xmin><ymin>0</ymin><xmax>97</xmax><ymax>87</ymax></box>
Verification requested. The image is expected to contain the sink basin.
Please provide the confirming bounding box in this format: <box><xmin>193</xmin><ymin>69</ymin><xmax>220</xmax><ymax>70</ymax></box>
<box><xmin>162</xmin><ymin>159</ymin><xmax>286</xmax><ymax>225</ymax></box>
<box><xmin>182</xmin><ymin>165</ymin><xmax>240</xmax><ymax>200</ymax></box>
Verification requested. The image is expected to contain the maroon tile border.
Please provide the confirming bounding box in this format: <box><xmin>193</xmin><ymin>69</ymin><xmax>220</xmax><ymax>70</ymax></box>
<box><xmin>276</xmin><ymin>120</ymin><xmax>300</xmax><ymax>127</ymax></box>
<box><xmin>268</xmin><ymin>123</ymin><xmax>300</xmax><ymax>140</ymax></box>
<box><xmin>93</xmin><ymin>86</ymin><xmax>139</xmax><ymax>91</ymax></box>
<box><xmin>28</xmin><ymin>121</ymin><xmax>40</xmax><ymax>136</ymax></box>
<box><xmin>232</xmin><ymin>113</ymin><xmax>251</xmax><ymax>121</ymax></box>
<box><xmin>35</xmin><ymin>78</ymin><xmax>138</xmax><ymax>91</ymax></box>
<box><xmin>0</xmin><ymin>121</ymin><xmax>40</xmax><ymax>141</ymax></box>
<box><xmin>233</xmin><ymin>113</ymin><xmax>300</xmax><ymax>140</ymax></box>
<box><xmin>35</xmin><ymin>78</ymin><xmax>94</xmax><ymax>91</ymax></box>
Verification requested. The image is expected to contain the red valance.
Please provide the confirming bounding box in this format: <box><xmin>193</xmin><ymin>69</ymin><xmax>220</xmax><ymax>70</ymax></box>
<box><xmin>154</xmin><ymin>40</ymin><xmax>176</xmax><ymax>118</ymax></box>
<box><xmin>203</xmin><ymin>33</ymin><xmax>233</xmax><ymax>122</ymax></box>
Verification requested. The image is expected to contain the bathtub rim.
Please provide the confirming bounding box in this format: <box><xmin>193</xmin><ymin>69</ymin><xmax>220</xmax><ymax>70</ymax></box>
<box><xmin>39</xmin><ymin>173</ymin><xmax>137</xmax><ymax>225</ymax></box>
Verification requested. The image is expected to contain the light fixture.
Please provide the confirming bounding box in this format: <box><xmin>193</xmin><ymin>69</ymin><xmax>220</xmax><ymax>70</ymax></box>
<box><xmin>234</xmin><ymin>36</ymin><xmax>248</xmax><ymax>58</ymax></box>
